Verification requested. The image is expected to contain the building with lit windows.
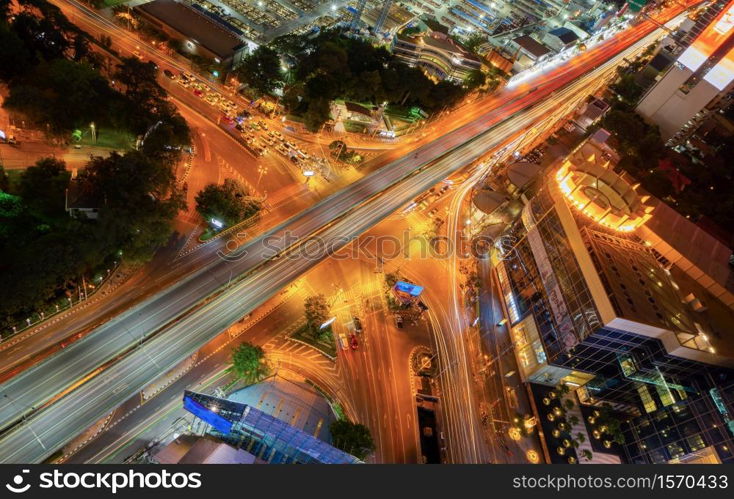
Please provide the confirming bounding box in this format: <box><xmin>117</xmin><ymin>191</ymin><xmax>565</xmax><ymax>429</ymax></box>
<box><xmin>493</xmin><ymin>134</ymin><xmax>734</xmax><ymax>464</ymax></box>
<box><xmin>392</xmin><ymin>26</ymin><xmax>483</xmax><ymax>82</ymax></box>
<box><xmin>636</xmin><ymin>0</ymin><xmax>734</xmax><ymax>142</ymax></box>
<box><xmin>181</xmin><ymin>390</ymin><xmax>361</xmax><ymax>464</ymax></box>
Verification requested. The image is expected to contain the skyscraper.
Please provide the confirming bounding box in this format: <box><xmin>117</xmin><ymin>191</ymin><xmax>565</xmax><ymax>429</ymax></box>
<box><xmin>494</xmin><ymin>134</ymin><xmax>734</xmax><ymax>463</ymax></box>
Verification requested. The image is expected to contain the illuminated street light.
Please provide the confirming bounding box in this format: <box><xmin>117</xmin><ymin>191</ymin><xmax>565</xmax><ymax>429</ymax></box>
<box><xmin>320</xmin><ymin>317</ymin><xmax>336</xmax><ymax>329</ymax></box>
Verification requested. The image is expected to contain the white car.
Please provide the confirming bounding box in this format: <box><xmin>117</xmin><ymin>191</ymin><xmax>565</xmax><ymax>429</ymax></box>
<box><xmin>337</xmin><ymin>332</ymin><xmax>349</xmax><ymax>351</ymax></box>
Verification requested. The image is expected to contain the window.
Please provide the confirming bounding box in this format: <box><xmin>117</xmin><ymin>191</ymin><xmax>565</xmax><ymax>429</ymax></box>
<box><xmin>638</xmin><ymin>384</ymin><xmax>658</xmax><ymax>413</ymax></box>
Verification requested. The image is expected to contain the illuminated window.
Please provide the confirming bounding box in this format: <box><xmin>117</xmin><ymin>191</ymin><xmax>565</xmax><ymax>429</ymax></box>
<box><xmin>637</xmin><ymin>385</ymin><xmax>658</xmax><ymax>414</ymax></box>
<box><xmin>655</xmin><ymin>383</ymin><xmax>676</xmax><ymax>407</ymax></box>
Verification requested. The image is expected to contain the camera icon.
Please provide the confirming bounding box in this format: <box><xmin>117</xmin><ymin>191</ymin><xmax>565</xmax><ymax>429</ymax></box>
<box><xmin>5</xmin><ymin>470</ymin><xmax>31</xmax><ymax>494</ymax></box>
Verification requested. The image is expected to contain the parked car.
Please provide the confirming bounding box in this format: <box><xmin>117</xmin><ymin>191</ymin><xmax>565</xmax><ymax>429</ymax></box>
<box><xmin>337</xmin><ymin>332</ymin><xmax>349</xmax><ymax>351</ymax></box>
<box><xmin>352</xmin><ymin>316</ymin><xmax>363</xmax><ymax>333</ymax></box>
<box><xmin>349</xmin><ymin>333</ymin><xmax>359</xmax><ymax>350</ymax></box>
<box><xmin>163</xmin><ymin>69</ymin><xmax>176</xmax><ymax>79</ymax></box>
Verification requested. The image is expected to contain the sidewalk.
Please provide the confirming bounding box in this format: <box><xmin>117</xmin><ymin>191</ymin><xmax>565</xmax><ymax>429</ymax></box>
<box><xmin>476</xmin><ymin>256</ymin><xmax>544</xmax><ymax>462</ymax></box>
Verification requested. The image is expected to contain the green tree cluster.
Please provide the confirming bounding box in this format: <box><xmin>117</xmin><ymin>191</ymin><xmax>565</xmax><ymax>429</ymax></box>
<box><xmin>329</xmin><ymin>419</ymin><xmax>375</xmax><ymax>460</ymax></box>
<box><xmin>194</xmin><ymin>179</ymin><xmax>262</xmax><ymax>227</ymax></box>
<box><xmin>271</xmin><ymin>29</ymin><xmax>466</xmax><ymax>131</ymax></box>
<box><xmin>227</xmin><ymin>342</ymin><xmax>270</xmax><ymax>385</ymax></box>
<box><xmin>0</xmin><ymin>0</ymin><xmax>190</xmax><ymax>328</ymax></box>
<box><xmin>236</xmin><ymin>46</ymin><xmax>284</xmax><ymax>96</ymax></box>
<box><xmin>0</xmin><ymin>152</ymin><xmax>185</xmax><ymax>327</ymax></box>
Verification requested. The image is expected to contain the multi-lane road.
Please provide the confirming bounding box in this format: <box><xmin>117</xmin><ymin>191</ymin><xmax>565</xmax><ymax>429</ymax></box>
<box><xmin>0</xmin><ymin>2</ymin><xmax>694</xmax><ymax>462</ymax></box>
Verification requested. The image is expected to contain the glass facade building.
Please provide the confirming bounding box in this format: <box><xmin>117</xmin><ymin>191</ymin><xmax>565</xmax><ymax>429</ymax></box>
<box><xmin>494</xmin><ymin>179</ymin><xmax>734</xmax><ymax>464</ymax></box>
<box><xmin>183</xmin><ymin>391</ymin><xmax>361</xmax><ymax>464</ymax></box>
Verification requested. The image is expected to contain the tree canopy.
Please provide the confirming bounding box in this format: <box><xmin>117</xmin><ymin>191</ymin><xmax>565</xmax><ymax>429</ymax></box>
<box><xmin>329</xmin><ymin>419</ymin><xmax>375</xmax><ymax>460</ymax></box>
<box><xmin>236</xmin><ymin>46</ymin><xmax>284</xmax><ymax>95</ymax></box>
<box><xmin>195</xmin><ymin>179</ymin><xmax>262</xmax><ymax>227</ymax></box>
<box><xmin>270</xmin><ymin>29</ymin><xmax>466</xmax><ymax>131</ymax></box>
<box><xmin>227</xmin><ymin>342</ymin><xmax>270</xmax><ymax>385</ymax></box>
<box><xmin>304</xmin><ymin>294</ymin><xmax>330</xmax><ymax>333</ymax></box>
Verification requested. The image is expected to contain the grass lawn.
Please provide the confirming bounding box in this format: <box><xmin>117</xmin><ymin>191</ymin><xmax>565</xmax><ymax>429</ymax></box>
<box><xmin>77</xmin><ymin>127</ymin><xmax>134</xmax><ymax>150</ymax></box>
<box><xmin>103</xmin><ymin>0</ymin><xmax>128</xmax><ymax>7</ymax></box>
<box><xmin>291</xmin><ymin>324</ymin><xmax>337</xmax><ymax>359</ymax></box>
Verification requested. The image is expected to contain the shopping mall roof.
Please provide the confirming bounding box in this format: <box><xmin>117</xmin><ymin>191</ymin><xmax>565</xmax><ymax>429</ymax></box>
<box><xmin>136</xmin><ymin>0</ymin><xmax>245</xmax><ymax>59</ymax></box>
<box><xmin>512</xmin><ymin>35</ymin><xmax>551</xmax><ymax>59</ymax></box>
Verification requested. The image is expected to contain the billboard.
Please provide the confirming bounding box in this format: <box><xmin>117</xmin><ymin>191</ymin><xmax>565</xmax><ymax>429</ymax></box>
<box><xmin>704</xmin><ymin>45</ymin><xmax>734</xmax><ymax>90</ymax></box>
<box><xmin>394</xmin><ymin>281</ymin><xmax>424</xmax><ymax>297</ymax></box>
<box><xmin>183</xmin><ymin>395</ymin><xmax>233</xmax><ymax>434</ymax></box>
<box><xmin>678</xmin><ymin>0</ymin><xmax>734</xmax><ymax>71</ymax></box>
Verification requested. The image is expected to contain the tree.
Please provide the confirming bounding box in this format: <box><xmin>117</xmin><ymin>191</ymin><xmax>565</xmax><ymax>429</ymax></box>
<box><xmin>114</xmin><ymin>56</ymin><xmax>171</xmax><ymax>133</ymax></box>
<box><xmin>194</xmin><ymin>179</ymin><xmax>262</xmax><ymax>227</ymax></box>
<box><xmin>79</xmin><ymin>150</ymin><xmax>185</xmax><ymax>262</ymax></box>
<box><xmin>463</xmin><ymin>33</ymin><xmax>487</xmax><ymax>54</ymax></box>
<box><xmin>4</xmin><ymin>58</ymin><xmax>118</xmax><ymax>133</ymax></box>
<box><xmin>227</xmin><ymin>342</ymin><xmax>270</xmax><ymax>384</ymax></box>
<box><xmin>236</xmin><ymin>46</ymin><xmax>284</xmax><ymax>95</ymax></box>
<box><xmin>0</xmin><ymin>23</ymin><xmax>33</xmax><ymax>82</ymax></box>
<box><xmin>464</xmin><ymin>69</ymin><xmax>486</xmax><ymax>90</ymax></box>
<box><xmin>610</xmin><ymin>73</ymin><xmax>643</xmax><ymax>106</ymax></box>
<box><xmin>0</xmin><ymin>165</ymin><xmax>9</xmax><ymax>192</ymax></box>
<box><xmin>19</xmin><ymin>157</ymin><xmax>70</xmax><ymax>215</ymax></box>
<box><xmin>329</xmin><ymin>419</ymin><xmax>375</xmax><ymax>460</ymax></box>
<box><xmin>302</xmin><ymin>97</ymin><xmax>331</xmax><ymax>132</ymax></box>
<box><xmin>304</xmin><ymin>294</ymin><xmax>329</xmax><ymax>332</ymax></box>
<box><xmin>140</xmin><ymin>113</ymin><xmax>192</xmax><ymax>164</ymax></box>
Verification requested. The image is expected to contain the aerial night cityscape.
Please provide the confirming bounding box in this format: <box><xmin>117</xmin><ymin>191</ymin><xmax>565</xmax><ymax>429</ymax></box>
<box><xmin>0</xmin><ymin>0</ymin><xmax>733</xmax><ymax>492</ymax></box>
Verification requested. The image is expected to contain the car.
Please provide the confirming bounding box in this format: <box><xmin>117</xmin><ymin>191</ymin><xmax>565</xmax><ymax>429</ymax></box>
<box><xmin>427</xmin><ymin>207</ymin><xmax>439</xmax><ymax>218</ymax></box>
<box><xmin>349</xmin><ymin>333</ymin><xmax>359</xmax><ymax>350</ymax></box>
<box><xmin>289</xmin><ymin>155</ymin><xmax>300</xmax><ymax>164</ymax></box>
<box><xmin>439</xmin><ymin>184</ymin><xmax>451</xmax><ymax>194</ymax></box>
<box><xmin>132</xmin><ymin>50</ymin><xmax>143</xmax><ymax>60</ymax></box>
<box><xmin>235</xmin><ymin>123</ymin><xmax>245</xmax><ymax>132</ymax></box>
<box><xmin>395</xmin><ymin>316</ymin><xmax>404</xmax><ymax>328</ymax></box>
<box><xmin>337</xmin><ymin>332</ymin><xmax>349</xmax><ymax>351</ymax></box>
<box><xmin>285</xmin><ymin>141</ymin><xmax>297</xmax><ymax>149</ymax></box>
<box><xmin>273</xmin><ymin>131</ymin><xmax>283</xmax><ymax>139</ymax></box>
<box><xmin>352</xmin><ymin>316</ymin><xmax>363</xmax><ymax>333</ymax></box>
<box><xmin>193</xmin><ymin>88</ymin><xmax>204</xmax><ymax>97</ymax></box>
<box><xmin>257</xmin><ymin>120</ymin><xmax>268</xmax><ymax>130</ymax></box>
<box><xmin>163</xmin><ymin>69</ymin><xmax>176</xmax><ymax>79</ymax></box>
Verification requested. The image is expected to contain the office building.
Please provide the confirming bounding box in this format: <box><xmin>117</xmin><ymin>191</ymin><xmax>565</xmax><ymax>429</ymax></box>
<box><xmin>493</xmin><ymin>135</ymin><xmax>734</xmax><ymax>464</ymax></box>
<box><xmin>135</xmin><ymin>0</ymin><xmax>249</xmax><ymax>68</ymax></box>
<box><xmin>182</xmin><ymin>390</ymin><xmax>361</xmax><ymax>464</ymax></box>
<box><xmin>636</xmin><ymin>0</ymin><xmax>734</xmax><ymax>141</ymax></box>
<box><xmin>392</xmin><ymin>26</ymin><xmax>483</xmax><ymax>82</ymax></box>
